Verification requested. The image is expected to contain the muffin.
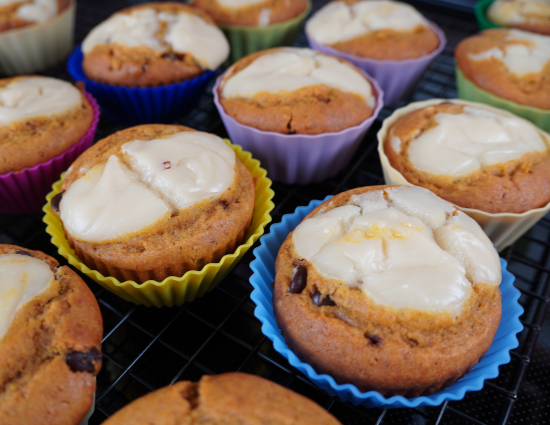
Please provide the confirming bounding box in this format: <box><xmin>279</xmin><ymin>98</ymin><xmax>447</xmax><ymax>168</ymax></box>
<box><xmin>382</xmin><ymin>101</ymin><xmax>550</xmax><ymax>214</ymax></box>
<box><xmin>487</xmin><ymin>0</ymin><xmax>550</xmax><ymax>34</ymax></box>
<box><xmin>52</xmin><ymin>124</ymin><xmax>256</xmax><ymax>284</ymax></box>
<box><xmin>273</xmin><ymin>185</ymin><xmax>502</xmax><ymax>397</ymax></box>
<box><xmin>0</xmin><ymin>0</ymin><xmax>69</xmax><ymax>31</ymax></box>
<box><xmin>81</xmin><ymin>2</ymin><xmax>229</xmax><ymax>87</ymax></box>
<box><xmin>102</xmin><ymin>372</ymin><xmax>341</xmax><ymax>425</ymax></box>
<box><xmin>0</xmin><ymin>244</ymin><xmax>103</xmax><ymax>424</ymax></box>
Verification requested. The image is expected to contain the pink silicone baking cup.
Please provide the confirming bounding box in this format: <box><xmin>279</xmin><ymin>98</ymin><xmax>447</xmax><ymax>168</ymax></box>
<box><xmin>213</xmin><ymin>71</ymin><xmax>384</xmax><ymax>184</ymax></box>
<box><xmin>306</xmin><ymin>22</ymin><xmax>446</xmax><ymax>105</ymax></box>
<box><xmin>0</xmin><ymin>92</ymin><xmax>100</xmax><ymax>214</ymax></box>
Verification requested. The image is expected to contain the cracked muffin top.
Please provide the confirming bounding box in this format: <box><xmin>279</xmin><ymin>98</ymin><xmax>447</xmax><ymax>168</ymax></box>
<box><xmin>0</xmin><ymin>244</ymin><xmax>102</xmax><ymax>425</ymax></box>
<box><xmin>487</xmin><ymin>0</ymin><xmax>550</xmax><ymax>35</ymax></box>
<box><xmin>0</xmin><ymin>0</ymin><xmax>70</xmax><ymax>32</ymax></box>
<box><xmin>305</xmin><ymin>0</ymin><xmax>440</xmax><ymax>60</ymax></box>
<box><xmin>383</xmin><ymin>101</ymin><xmax>550</xmax><ymax>213</ymax></box>
<box><xmin>102</xmin><ymin>372</ymin><xmax>342</xmax><ymax>425</ymax></box>
<box><xmin>81</xmin><ymin>2</ymin><xmax>229</xmax><ymax>87</ymax></box>
<box><xmin>217</xmin><ymin>47</ymin><xmax>376</xmax><ymax>135</ymax></box>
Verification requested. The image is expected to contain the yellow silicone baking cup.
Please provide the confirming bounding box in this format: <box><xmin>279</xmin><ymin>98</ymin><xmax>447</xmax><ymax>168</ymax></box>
<box><xmin>43</xmin><ymin>140</ymin><xmax>274</xmax><ymax>307</ymax></box>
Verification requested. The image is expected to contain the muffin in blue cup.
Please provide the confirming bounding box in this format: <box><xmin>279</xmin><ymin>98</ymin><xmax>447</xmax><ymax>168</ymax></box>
<box><xmin>68</xmin><ymin>2</ymin><xmax>229</xmax><ymax>125</ymax></box>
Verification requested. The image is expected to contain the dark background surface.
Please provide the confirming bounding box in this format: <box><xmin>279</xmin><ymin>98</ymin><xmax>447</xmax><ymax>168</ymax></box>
<box><xmin>2</xmin><ymin>0</ymin><xmax>550</xmax><ymax>423</ymax></box>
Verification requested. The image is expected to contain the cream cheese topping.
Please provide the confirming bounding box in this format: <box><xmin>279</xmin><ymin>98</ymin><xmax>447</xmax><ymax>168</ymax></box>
<box><xmin>0</xmin><ymin>0</ymin><xmax>58</xmax><ymax>23</ymax></box>
<box><xmin>488</xmin><ymin>0</ymin><xmax>550</xmax><ymax>25</ymax></box>
<box><xmin>60</xmin><ymin>132</ymin><xmax>236</xmax><ymax>243</ymax></box>
<box><xmin>292</xmin><ymin>186</ymin><xmax>501</xmax><ymax>313</ymax></box>
<box><xmin>468</xmin><ymin>29</ymin><xmax>550</xmax><ymax>75</ymax></box>
<box><xmin>401</xmin><ymin>105</ymin><xmax>547</xmax><ymax>177</ymax></box>
<box><xmin>217</xmin><ymin>0</ymin><xmax>266</xmax><ymax>7</ymax></box>
<box><xmin>0</xmin><ymin>254</ymin><xmax>55</xmax><ymax>340</ymax></box>
<box><xmin>82</xmin><ymin>8</ymin><xmax>229</xmax><ymax>70</ymax></box>
<box><xmin>0</xmin><ymin>77</ymin><xmax>82</xmax><ymax>125</ymax></box>
<box><xmin>221</xmin><ymin>48</ymin><xmax>375</xmax><ymax>107</ymax></box>
<box><xmin>306</xmin><ymin>0</ymin><xmax>430</xmax><ymax>45</ymax></box>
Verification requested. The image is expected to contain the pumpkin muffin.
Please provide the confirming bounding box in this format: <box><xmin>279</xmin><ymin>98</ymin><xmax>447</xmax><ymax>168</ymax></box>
<box><xmin>0</xmin><ymin>75</ymin><xmax>94</xmax><ymax>174</ymax></box>
<box><xmin>274</xmin><ymin>185</ymin><xmax>502</xmax><ymax>397</ymax></box>
<box><xmin>455</xmin><ymin>28</ymin><xmax>550</xmax><ymax>110</ymax></box>
<box><xmin>487</xmin><ymin>0</ymin><xmax>550</xmax><ymax>35</ymax></box>
<box><xmin>217</xmin><ymin>47</ymin><xmax>376</xmax><ymax>135</ymax></box>
<box><xmin>52</xmin><ymin>124</ymin><xmax>255</xmax><ymax>284</ymax></box>
<box><xmin>102</xmin><ymin>372</ymin><xmax>341</xmax><ymax>425</ymax></box>
<box><xmin>0</xmin><ymin>0</ymin><xmax>70</xmax><ymax>32</ymax></box>
<box><xmin>305</xmin><ymin>0</ymin><xmax>440</xmax><ymax>61</ymax></box>
<box><xmin>0</xmin><ymin>244</ymin><xmax>103</xmax><ymax>425</ymax></box>
<box><xmin>193</xmin><ymin>0</ymin><xmax>308</xmax><ymax>27</ymax></box>
<box><xmin>81</xmin><ymin>2</ymin><xmax>229</xmax><ymax>87</ymax></box>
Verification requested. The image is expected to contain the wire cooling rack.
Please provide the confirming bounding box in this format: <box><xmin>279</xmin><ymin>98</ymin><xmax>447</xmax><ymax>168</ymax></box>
<box><xmin>2</xmin><ymin>0</ymin><xmax>550</xmax><ymax>424</ymax></box>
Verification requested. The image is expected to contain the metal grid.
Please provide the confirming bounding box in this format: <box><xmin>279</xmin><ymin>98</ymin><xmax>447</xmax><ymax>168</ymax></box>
<box><xmin>2</xmin><ymin>0</ymin><xmax>550</xmax><ymax>424</ymax></box>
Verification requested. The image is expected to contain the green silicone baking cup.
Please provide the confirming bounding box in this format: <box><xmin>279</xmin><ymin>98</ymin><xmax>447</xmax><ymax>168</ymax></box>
<box><xmin>456</xmin><ymin>67</ymin><xmax>550</xmax><ymax>133</ymax></box>
<box><xmin>475</xmin><ymin>0</ymin><xmax>502</xmax><ymax>31</ymax></box>
<box><xmin>218</xmin><ymin>0</ymin><xmax>311</xmax><ymax>63</ymax></box>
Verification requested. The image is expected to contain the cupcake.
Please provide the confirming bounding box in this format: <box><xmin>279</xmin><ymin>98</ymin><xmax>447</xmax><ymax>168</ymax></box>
<box><xmin>487</xmin><ymin>0</ymin><xmax>550</xmax><ymax>34</ymax></box>
<box><xmin>51</xmin><ymin>124</ymin><xmax>256</xmax><ymax>284</ymax></box>
<box><xmin>0</xmin><ymin>0</ymin><xmax>75</xmax><ymax>75</ymax></box>
<box><xmin>0</xmin><ymin>244</ymin><xmax>103</xmax><ymax>425</ymax></box>
<box><xmin>273</xmin><ymin>185</ymin><xmax>502</xmax><ymax>397</ymax></box>
<box><xmin>378</xmin><ymin>98</ymin><xmax>550</xmax><ymax>250</ymax></box>
<box><xmin>193</xmin><ymin>0</ymin><xmax>311</xmax><ymax>63</ymax></box>
<box><xmin>68</xmin><ymin>2</ymin><xmax>229</xmax><ymax>124</ymax></box>
<box><xmin>0</xmin><ymin>75</ymin><xmax>99</xmax><ymax>214</ymax></box>
<box><xmin>455</xmin><ymin>28</ymin><xmax>550</xmax><ymax>132</ymax></box>
<box><xmin>213</xmin><ymin>47</ymin><xmax>383</xmax><ymax>183</ymax></box>
<box><xmin>102</xmin><ymin>372</ymin><xmax>341</xmax><ymax>425</ymax></box>
<box><xmin>305</xmin><ymin>0</ymin><xmax>446</xmax><ymax>105</ymax></box>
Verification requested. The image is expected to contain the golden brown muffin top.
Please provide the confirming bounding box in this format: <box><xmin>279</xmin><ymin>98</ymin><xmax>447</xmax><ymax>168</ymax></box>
<box><xmin>0</xmin><ymin>0</ymin><xmax>69</xmax><ymax>32</ymax></box>
<box><xmin>487</xmin><ymin>0</ymin><xmax>550</xmax><ymax>35</ymax></box>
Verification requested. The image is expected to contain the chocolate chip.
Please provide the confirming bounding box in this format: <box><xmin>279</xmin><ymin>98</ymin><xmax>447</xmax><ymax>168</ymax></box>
<box><xmin>161</xmin><ymin>53</ymin><xmax>182</xmax><ymax>61</ymax></box>
<box><xmin>312</xmin><ymin>290</ymin><xmax>336</xmax><ymax>306</ymax></box>
<box><xmin>366</xmin><ymin>334</ymin><xmax>382</xmax><ymax>346</ymax></box>
<box><xmin>289</xmin><ymin>266</ymin><xmax>307</xmax><ymax>294</ymax></box>
<box><xmin>66</xmin><ymin>347</ymin><xmax>102</xmax><ymax>373</ymax></box>
<box><xmin>51</xmin><ymin>192</ymin><xmax>64</xmax><ymax>213</ymax></box>
<box><xmin>15</xmin><ymin>250</ymin><xmax>32</xmax><ymax>257</ymax></box>
<box><xmin>162</xmin><ymin>161</ymin><xmax>171</xmax><ymax>169</ymax></box>
<box><xmin>219</xmin><ymin>200</ymin><xmax>229</xmax><ymax>210</ymax></box>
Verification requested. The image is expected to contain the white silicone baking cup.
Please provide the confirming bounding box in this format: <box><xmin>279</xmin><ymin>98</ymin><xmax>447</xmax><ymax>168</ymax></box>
<box><xmin>377</xmin><ymin>98</ymin><xmax>550</xmax><ymax>251</ymax></box>
<box><xmin>0</xmin><ymin>0</ymin><xmax>75</xmax><ymax>75</ymax></box>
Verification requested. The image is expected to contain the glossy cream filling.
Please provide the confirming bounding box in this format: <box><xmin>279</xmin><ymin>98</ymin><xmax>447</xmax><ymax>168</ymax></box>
<box><xmin>306</xmin><ymin>0</ymin><xmax>430</xmax><ymax>45</ymax></box>
<box><xmin>0</xmin><ymin>254</ymin><xmax>54</xmax><ymax>340</ymax></box>
<box><xmin>60</xmin><ymin>132</ymin><xmax>236</xmax><ymax>243</ymax></box>
<box><xmin>292</xmin><ymin>186</ymin><xmax>501</xmax><ymax>313</ymax></box>
<box><xmin>488</xmin><ymin>0</ymin><xmax>550</xmax><ymax>25</ymax></box>
<box><xmin>0</xmin><ymin>77</ymin><xmax>82</xmax><ymax>125</ymax></box>
<box><xmin>398</xmin><ymin>105</ymin><xmax>547</xmax><ymax>177</ymax></box>
<box><xmin>82</xmin><ymin>8</ymin><xmax>229</xmax><ymax>70</ymax></box>
<box><xmin>0</xmin><ymin>0</ymin><xmax>58</xmax><ymax>23</ymax></box>
<box><xmin>221</xmin><ymin>48</ymin><xmax>375</xmax><ymax>107</ymax></box>
<box><xmin>468</xmin><ymin>29</ymin><xmax>550</xmax><ymax>75</ymax></box>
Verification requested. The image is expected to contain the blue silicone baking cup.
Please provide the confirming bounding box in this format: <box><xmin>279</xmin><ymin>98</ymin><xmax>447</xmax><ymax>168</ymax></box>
<box><xmin>67</xmin><ymin>46</ymin><xmax>215</xmax><ymax>126</ymax></box>
<box><xmin>249</xmin><ymin>196</ymin><xmax>524</xmax><ymax>408</ymax></box>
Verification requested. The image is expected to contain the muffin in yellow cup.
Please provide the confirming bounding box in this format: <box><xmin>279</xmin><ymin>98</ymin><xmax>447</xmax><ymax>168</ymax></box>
<box><xmin>377</xmin><ymin>98</ymin><xmax>550</xmax><ymax>251</ymax></box>
<box><xmin>43</xmin><ymin>127</ymin><xmax>274</xmax><ymax>307</ymax></box>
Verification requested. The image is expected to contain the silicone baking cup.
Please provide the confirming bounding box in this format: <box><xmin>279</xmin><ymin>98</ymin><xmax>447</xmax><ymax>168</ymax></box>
<box><xmin>475</xmin><ymin>0</ymin><xmax>502</xmax><ymax>31</ymax></box>
<box><xmin>306</xmin><ymin>22</ymin><xmax>446</xmax><ymax>105</ymax></box>
<box><xmin>67</xmin><ymin>46</ymin><xmax>215</xmax><ymax>126</ymax></box>
<box><xmin>218</xmin><ymin>0</ymin><xmax>311</xmax><ymax>64</ymax></box>
<box><xmin>456</xmin><ymin>68</ymin><xmax>550</xmax><ymax>133</ymax></box>
<box><xmin>0</xmin><ymin>92</ymin><xmax>99</xmax><ymax>215</ymax></box>
<box><xmin>213</xmin><ymin>70</ymin><xmax>384</xmax><ymax>184</ymax></box>
<box><xmin>377</xmin><ymin>98</ymin><xmax>550</xmax><ymax>252</ymax></box>
<box><xmin>43</xmin><ymin>140</ymin><xmax>274</xmax><ymax>307</ymax></box>
<box><xmin>0</xmin><ymin>0</ymin><xmax>75</xmax><ymax>75</ymax></box>
<box><xmin>249</xmin><ymin>197</ymin><xmax>523</xmax><ymax>408</ymax></box>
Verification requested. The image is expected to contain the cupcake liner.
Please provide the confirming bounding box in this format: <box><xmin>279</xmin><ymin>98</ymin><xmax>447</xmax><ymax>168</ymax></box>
<box><xmin>213</xmin><ymin>70</ymin><xmax>384</xmax><ymax>184</ymax></box>
<box><xmin>43</xmin><ymin>140</ymin><xmax>275</xmax><ymax>307</ymax></box>
<box><xmin>0</xmin><ymin>92</ymin><xmax>100</xmax><ymax>215</ymax></box>
<box><xmin>218</xmin><ymin>0</ymin><xmax>311</xmax><ymax>64</ymax></box>
<box><xmin>249</xmin><ymin>197</ymin><xmax>523</xmax><ymax>408</ymax></box>
<box><xmin>306</xmin><ymin>22</ymin><xmax>446</xmax><ymax>105</ymax></box>
<box><xmin>79</xmin><ymin>390</ymin><xmax>95</xmax><ymax>425</ymax></box>
<box><xmin>0</xmin><ymin>0</ymin><xmax>75</xmax><ymax>76</ymax></box>
<box><xmin>67</xmin><ymin>46</ymin><xmax>215</xmax><ymax>126</ymax></box>
<box><xmin>377</xmin><ymin>98</ymin><xmax>550</xmax><ymax>251</ymax></box>
<box><xmin>456</xmin><ymin>68</ymin><xmax>550</xmax><ymax>133</ymax></box>
<box><xmin>475</xmin><ymin>0</ymin><xmax>502</xmax><ymax>31</ymax></box>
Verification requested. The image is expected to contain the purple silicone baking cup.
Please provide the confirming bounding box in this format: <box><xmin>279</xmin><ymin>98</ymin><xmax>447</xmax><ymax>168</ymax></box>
<box><xmin>0</xmin><ymin>92</ymin><xmax>100</xmax><ymax>215</ymax></box>
<box><xmin>213</xmin><ymin>71</ymin><xmax>384</xmax><ymax>184</ymax></box>
<box><xmin>306</xmin><ymin>22</ymin><xmax>446</xmax><ymax>105</ymax></box>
